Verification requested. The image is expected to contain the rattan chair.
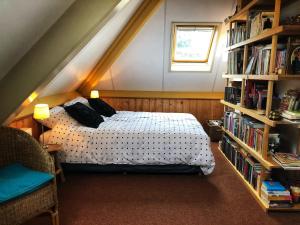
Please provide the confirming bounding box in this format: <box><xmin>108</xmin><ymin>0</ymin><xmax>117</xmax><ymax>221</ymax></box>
<box><xmin>0</xmin><ymin>126</ymin><xmax>59</xmax><ymax>225</ymax></box>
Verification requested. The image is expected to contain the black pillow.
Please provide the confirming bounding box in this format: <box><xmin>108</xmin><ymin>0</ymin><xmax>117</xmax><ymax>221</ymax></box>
<box><xmin>88</xmin><ymin>98</ymin><xmax>116</xmax><ymax>117</ymax></box>
<box><xmin>64</xmin><ymin>102</ymin><xmax>104</xmax><ymax>128</ymax></box>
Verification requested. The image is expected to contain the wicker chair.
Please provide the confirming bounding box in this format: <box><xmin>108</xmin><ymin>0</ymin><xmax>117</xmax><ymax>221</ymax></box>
<box><xmin>0</xmin><ymin>126</ymin><xmax>59</xmax><ymax>225</ymax></box>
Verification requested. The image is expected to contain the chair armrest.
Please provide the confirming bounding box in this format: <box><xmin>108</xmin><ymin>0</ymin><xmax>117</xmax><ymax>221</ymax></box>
<box><xmin>0</xmin><ymin>127</ymin><xmax>55</xmax><ymax>174</ymax></box>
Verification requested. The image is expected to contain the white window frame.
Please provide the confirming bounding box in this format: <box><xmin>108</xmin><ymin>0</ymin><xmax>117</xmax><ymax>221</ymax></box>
<box><xmin>170</xmin><ymin>22</ymin><xmax>220</xmax><ymax>72</ymax></box>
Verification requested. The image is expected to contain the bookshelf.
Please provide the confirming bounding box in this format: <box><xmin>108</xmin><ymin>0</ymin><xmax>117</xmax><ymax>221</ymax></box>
<box><xmin>223</xmin><ymin>73</ymin><xmax>300</xmax><ymax>80</ymax></box>
<box><xmin>221</xmin><ymin>0</ymin><xmax>300</xmax><ymax>212</ymax></box>
<box><xmin>218</xmin><ymin>147</ymin><xmax>300</xmax><ymax>211</ymax></box>
<box><xmin>221</xmin><ymin>127</ymin><xmax>279</xmax><ymax>169</ymax></box>
<box><xmin>226</xmin><ymin>25</ymin><xmax>300</xmax><ymax>51</ymax></box>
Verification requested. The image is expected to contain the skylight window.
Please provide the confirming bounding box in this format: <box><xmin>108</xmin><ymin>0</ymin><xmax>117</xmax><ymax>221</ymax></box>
<box><xmin>171</xmin><ymin>23</ymin><xmax>217</xmax><ymax>66</ymax></box>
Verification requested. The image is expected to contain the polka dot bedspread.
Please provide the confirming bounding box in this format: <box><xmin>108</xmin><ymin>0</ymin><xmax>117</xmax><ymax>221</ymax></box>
<box><xmin>45</xmin><ymin>111</ymin><xmax>215</xmax><ymax>175</ymax></box>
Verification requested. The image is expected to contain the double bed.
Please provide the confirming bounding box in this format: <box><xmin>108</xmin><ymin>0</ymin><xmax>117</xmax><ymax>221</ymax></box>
<box><xmin>43</xmin><ymin>110</ymin><xmax>215</xmax><ymax>175</ymax></box>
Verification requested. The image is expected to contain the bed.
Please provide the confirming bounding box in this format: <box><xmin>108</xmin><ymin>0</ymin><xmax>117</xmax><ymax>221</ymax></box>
<box><xmin>43</xmin><ymin>110</ymin><xmax>215</xmax><ymax>175</ymax></box>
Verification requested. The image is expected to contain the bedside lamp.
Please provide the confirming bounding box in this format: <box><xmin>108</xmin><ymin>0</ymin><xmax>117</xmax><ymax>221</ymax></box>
<box><xmin>90</xmin><ymin>90</ymin><xmax>99</xmax><ymax>98</ymax></box>
<box><xmin>33</xmin><ymin>104</ymin><xmax>50</xmax><ymax>148</ymax></box>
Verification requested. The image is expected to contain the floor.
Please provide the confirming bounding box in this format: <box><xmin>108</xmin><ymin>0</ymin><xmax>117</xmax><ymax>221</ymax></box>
<box><xmin>25</xmin><ymin>143</ymin><xmax>300</xmax><ymax>225</ymax></box>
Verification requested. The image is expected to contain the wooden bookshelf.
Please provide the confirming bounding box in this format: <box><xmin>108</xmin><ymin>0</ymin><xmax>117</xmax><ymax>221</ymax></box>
<box><xmin>226</xmin><ymin>0</ymin><xmax>275</xmax><ymax>23</ymax></box>
<box><xmin>226</xmin><ymin>0</ymin><xmax>298</xmax><ymax>24</ymax></box>
<box><xmin>227</xmin><ymin>25</ymin><xmax>300</xmax><ymax>50</ymax></box>
<box><xmin>221</xmin><ymin>127</ymin><xmax>280</xmax><ymax>169</ymax></box>
<box><xmin>222</xmin><ymin>74</ymin><xmax>300</xmax><ymax>81</ymax></box>
<box><xmin>218</xmin><ymin>147</ymin><xmax>300</xmax><ymax>211</ymax></box>
<box><xmin>220</xmin><ymin>100</ymin><xmax>277</xmax><ymax>126</ymax></box>
<box><xmin>221</xmin><ymin>100</ymin><xmax>300</xmax><ymax>127</ymax></box>
<box><xmin>223</xmin><ymin>0</ymin><xmax>300</xmax><ymax>213</ymax></box>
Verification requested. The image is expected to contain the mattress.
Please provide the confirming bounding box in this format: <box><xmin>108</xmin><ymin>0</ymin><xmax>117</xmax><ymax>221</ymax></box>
<box><xmin>44</xmin><ymin>111</ymin><xmax>215</xmax><ymax>175</ymax></box>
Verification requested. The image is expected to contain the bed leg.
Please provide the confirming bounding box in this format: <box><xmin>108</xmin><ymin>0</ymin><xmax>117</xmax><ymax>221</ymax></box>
<box><xmin>123</xmin><ymin>171</ymin><xmax>127</xmax><ymax>175</ymax></box>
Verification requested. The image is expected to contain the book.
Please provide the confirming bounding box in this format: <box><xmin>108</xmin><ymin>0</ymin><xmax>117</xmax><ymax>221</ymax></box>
<box><xmin>261</xmin><ymin>181</ymin><xmax>286</xmax><ymax>192</ymax></box>
<box><xmin>261</xmin><ymin>189</ymin><xmax>291</xmax><ymax>197</ymax></box>
<box><xmin>273</xmin><ymin>153</ymin><xmax>300</xmax><ymax>166</ymax></box>
<box><xmin>282</xmin><ymin>110</ymin><xmax>300</xmax><ymax>120</ymax></box>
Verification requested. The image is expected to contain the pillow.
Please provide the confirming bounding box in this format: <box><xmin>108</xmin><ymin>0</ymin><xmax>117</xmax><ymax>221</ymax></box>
<box><xmin>64</xmin><ymin>102</ymin><xmax>104</xmax><ymax>128</ymax></box>
<box><xmin>88</xmin><ymin>98</ymin><xmax>116</xmax><ymax>117</ymax></box>
<box><xmin>64</xmin><ymin>96</ymin><xmax>89</xmax><ymax>107</ymax></box>
<box><xmin>0</xmin><ymin>163</ymin><xmax>54</xmax><ymax>203</ymax></box>
<box><xmin>35</xmin><ymin>106</ymin><xmax>78</xmax><ymax>128</ymax></box>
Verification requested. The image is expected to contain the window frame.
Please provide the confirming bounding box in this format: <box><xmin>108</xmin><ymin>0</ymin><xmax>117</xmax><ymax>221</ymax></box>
<box><xmin>171</xmin><ymin>23</ymin><xmax>217</xmax><ymax>64</ymax></box>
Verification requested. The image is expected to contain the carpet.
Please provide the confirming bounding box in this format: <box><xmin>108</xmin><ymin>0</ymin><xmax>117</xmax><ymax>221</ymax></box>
<box><xmin>25</xmin><ymin>143</ymin><xmax>300</xmax><ymax>225</ymax></box>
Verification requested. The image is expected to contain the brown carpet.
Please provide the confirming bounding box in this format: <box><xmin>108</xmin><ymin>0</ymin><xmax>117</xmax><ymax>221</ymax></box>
<box><xmin>25</xmin><ymin>143</ymin><xmax>300</xmax><ymax>225</ymax></box>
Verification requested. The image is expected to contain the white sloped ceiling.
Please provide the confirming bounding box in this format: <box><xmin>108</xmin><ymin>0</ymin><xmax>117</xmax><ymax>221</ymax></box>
<box><xmin>0</xmin><ymin>0</ymin><xmax>75</xmax><ymax>81</ymax></box>
<box><xmin>40</xmin><ymin>0</ymin><xmax>143</xmax><ymax>97</ymax></box>
<box><xmin>96</xmin><ymin>0</ymin><xmax>234</xmax><ymax>92</ymax></box>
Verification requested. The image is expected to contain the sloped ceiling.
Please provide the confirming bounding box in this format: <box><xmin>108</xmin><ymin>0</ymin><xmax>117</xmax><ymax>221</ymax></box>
<box><xmin>0</xmin><ymin>0</ymin><xmax>75</xmax><ymax>81</ymax></box>
<box><xmin>0</xmin><ymin>0</ymin><xmax>124</xmax><ymax>124</ymax></box>
<box><xmin>40</xmin><ymin>0</ymin><xmax>143</xmax><ymax>97</ymax></box>
<box><xmin>95</xmin><ymin>0</ymin><xmax>234</xmax><ymax>92</ymax></box>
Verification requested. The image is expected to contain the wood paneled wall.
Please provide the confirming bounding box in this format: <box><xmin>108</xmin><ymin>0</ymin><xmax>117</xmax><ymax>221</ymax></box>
<box><xmin>101</xmin><ymin>97</ymin><xmax>223</xmax><ymax>129</ymax></box>
<box><xmin>8</xmin><ymin>96</ymin><xmax>223</xmax><ymax>139</ymax></box>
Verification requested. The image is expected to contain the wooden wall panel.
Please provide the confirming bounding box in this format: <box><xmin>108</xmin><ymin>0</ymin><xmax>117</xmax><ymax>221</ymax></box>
<box><xmin>8</xmin><ymin>96</ymin><xmax>223</xmax><ymax>139</ymax></box>
<box><xmin>100</xmin><ymin>97</ymin><xmax>223</xmax><ymax>129</ymax></box>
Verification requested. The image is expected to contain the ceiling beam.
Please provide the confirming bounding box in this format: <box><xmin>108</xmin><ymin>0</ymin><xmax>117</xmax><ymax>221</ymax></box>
<box><xmin>78</xmin><ymin>0</ymin><xmax>164</xmax><ymax>96</ymax></box>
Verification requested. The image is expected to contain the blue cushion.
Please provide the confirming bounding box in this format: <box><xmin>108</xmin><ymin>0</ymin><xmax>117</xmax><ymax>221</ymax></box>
<box><xmin>0</xmin><ymin>163</ymin><xmax>54</xmax><ymax>203</ymax></box>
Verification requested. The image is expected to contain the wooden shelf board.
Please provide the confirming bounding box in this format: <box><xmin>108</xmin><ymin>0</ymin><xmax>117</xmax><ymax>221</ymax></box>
<box><xmin>223</xmin><ymin>74</ymin><xmax>300</xmax><ymax>81</ymax></box>
<box><xmin>221</xmin><ymin>127</ymin><xmax>279</xmax><ymax>169</ymax></box>
<box><xmin>221</xmin><ymin>100</ymin><xmax>300</xmax><ymax>127</ymax></box>
<box><xmin>220</xmin><ymin>100</ymin><xmax>277</xmax><ymax>126</ymax></box>
<box><xmin>277</xmin><ymin>75</ymin><xmax>300</xmax><ymax>80</ymax></box>
<box><xmin>227</xmin><ymin>25</ymin><xmax>300</xmax><ymax>50</ymax></box>
<box><xmin>218</xmin><ymin>147</ymin><xmax>300</xmax><ymax>212</ymax></box>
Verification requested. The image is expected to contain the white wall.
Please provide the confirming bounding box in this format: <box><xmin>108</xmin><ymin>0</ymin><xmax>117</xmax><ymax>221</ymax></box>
<box><xmin>96</xmin><ymin>0</ymin><xmax>234</xmax><ymax>92</ymax></box>
<box><xmin>40</xmin><ymin>0</ymin><xmax>142</xmax><ymax>97</ymax></box>
<box><xmin>0</xmin><ymin>0</ymin><xmax>75</xmax><ymax>81</ymax></box>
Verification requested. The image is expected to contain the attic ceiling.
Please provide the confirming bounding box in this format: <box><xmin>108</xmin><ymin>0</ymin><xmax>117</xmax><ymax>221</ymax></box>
<box><xmin>0</xmin><ymin>0</ymin><xmax>124</xmax><ymax>124</ymax></box>
<box><xmin>0</xmin><ymin>0</ymin><xmax>75</xmax><ymax>81</ymax></box>
<box><xmin>0</xmin><ymin>0</ymin><xmax>236</xmax><ymax>125</ymax></box>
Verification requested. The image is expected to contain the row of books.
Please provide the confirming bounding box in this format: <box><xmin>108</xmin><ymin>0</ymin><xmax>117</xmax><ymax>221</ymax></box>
<box><xmin>224</xmin><ymin>87</ymin><xmax>241</xmax><ymax>104</ymax></box>
<box><xmin>245</xmin><ymin>45</ymin><xmax>270</xmax><ymax>75</ymax></box>
<box><xmin>221</xmin><ymin>135</ymin><xmax>262</xmax><ymax>190</ymax></box>
<box><xmin>226</xmin><ymin>11</ymin><xmax>274</xmax><ymax>47</ymax></box>
<box><xmin>244</xmin><ymin>81</ymin><xmax>268</xmax><ymax>110</ymax></box>
<box><xmin>223</xmin><ymin>112</ymin><xmax>280</xmax><ymax>154</ymax></box>
<box><xmin>227</xmin><ymin>48</ymin><xmax>243</xmax><ymax>74</ymax></box>
<box><xmin>226</xmin><ymin>22</ymin><xmax>247</xmax><ymax>46</ymax></box>
<box><xmin>221</xmin><ymin>135</ymin><xmax>294</xmax><ymax>208</ymax></box>
<box><xmin>245</xmin><ymin>44</ymin><xmax>286</xmax><ymax>75</ymax></box>
<box><xmin>261</xmin><ymin>181</ymin><xmax>292</xmax><ymax>208</ymax></box>
<box><xmin>224</xmin><ymin>112</ymin><xmax>264</xmax><ymax>153</ymax></box>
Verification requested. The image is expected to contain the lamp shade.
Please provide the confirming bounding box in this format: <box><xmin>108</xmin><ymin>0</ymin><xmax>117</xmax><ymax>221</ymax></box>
<box><xmin>90</xmin><ymin>90</ymin><xmax>99</xmax><ymax>98</ymax></box>
<box><xmin>33</xmin><ymin>104</ymin><xmax>50</xmax><ymax>120</ymax></box>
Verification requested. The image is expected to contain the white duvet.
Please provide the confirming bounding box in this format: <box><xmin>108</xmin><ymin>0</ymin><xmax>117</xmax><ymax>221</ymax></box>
<box><xmin>45</xmin><ymin>111</ymin><xmax>215</xmax><ymax>175</ymax></box>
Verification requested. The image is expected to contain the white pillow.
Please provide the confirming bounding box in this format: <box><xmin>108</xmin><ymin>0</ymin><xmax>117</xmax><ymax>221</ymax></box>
<box><xmin>64</xmin><ymin>96</ymin><xmax>89</xmax><ymax>107</ymax></box>
<box><xmin>36</xmin><ymin>106</ymin><xmax>78</xmax><ymax>128</ymax></box>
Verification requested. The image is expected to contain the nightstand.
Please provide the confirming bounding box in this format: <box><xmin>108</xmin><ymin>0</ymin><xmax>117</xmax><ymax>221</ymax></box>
<box><xmin>45</xmin><ymin>144</ymin><xmax>65</xmax><ymax>182</ymax></box>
